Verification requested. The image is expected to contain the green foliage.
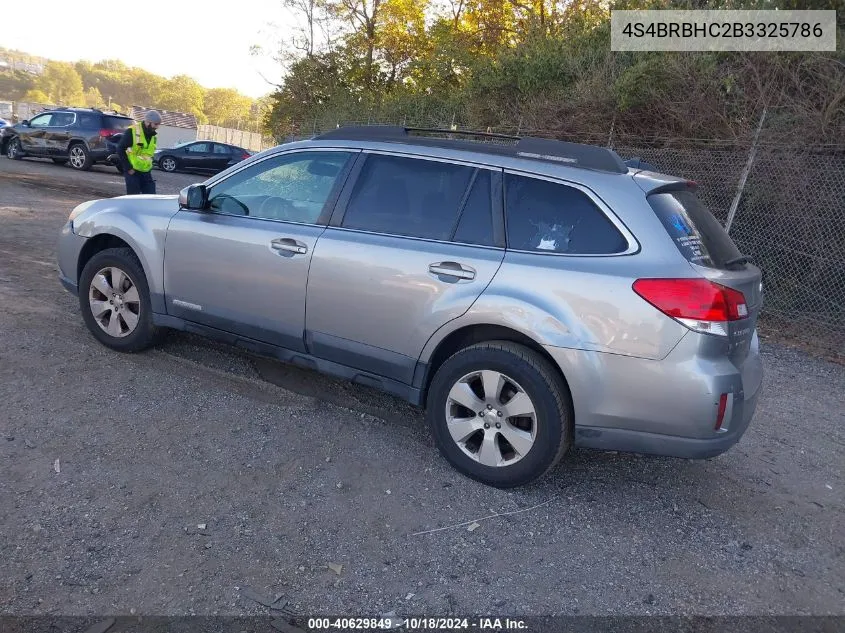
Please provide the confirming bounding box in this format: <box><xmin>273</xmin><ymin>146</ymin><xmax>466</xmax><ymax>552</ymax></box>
<box><xmin>37</xmin><ymin>61</ymin><xmax>85</xmax><ymax>105</ymax></box>
<box><xmin>263</xmin><ymin>0</ymin><xmax>844</xmax><ymax>144</ymax></box>
<box><xmin>157</xmin><ymin>75</ymin><xmax>208</xmax><ymax>123</ymax></box>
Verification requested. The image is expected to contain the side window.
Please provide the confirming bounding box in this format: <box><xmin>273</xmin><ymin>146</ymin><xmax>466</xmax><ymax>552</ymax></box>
<box><xmin>212</xmin><ymin>144</ymin><xmax>230</xmax><ymax>154</ymax></box>
<box><xmin>29</xmin><ymin>114</ymin><xmax>53</xmax><ymax>127</ymax></box>
<box><xmin>207</xmin><ymin>151</ymin><xmax>353</xmax><ymax>223</ymax></box>
<box><xmin>504</xmin><ymin>174</ymin><xmax>628</xmax><ymax>254</ymax></box>
<box><xmin>453</xmin><ymin>170</ymin><xmax>495</xmax><ymax>246</ymax></box>
<box><xmin>51</xmin><ymin>112</ymin><xmax>75</xmax><ymax>127</ymax></box>
<box><xmin>186</xmin><ymin>143</ymin><xmax>210</xmax><ymax>153</ymax></box>
<box><xmin>341</xmin><ymin>154</ymin><xmax>474</xmax><ymax>240</ymax></box>
<box><xmin>78</xmin><ymin>113</ymin><xmax>99</xmax><ymax>128</ymax></box>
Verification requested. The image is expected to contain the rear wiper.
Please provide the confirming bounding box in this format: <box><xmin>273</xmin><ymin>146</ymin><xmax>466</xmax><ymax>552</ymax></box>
<box><xmin>725</xmin><ymin>254</ymin><xmax>754</xmax><ymax>268</ymax></box>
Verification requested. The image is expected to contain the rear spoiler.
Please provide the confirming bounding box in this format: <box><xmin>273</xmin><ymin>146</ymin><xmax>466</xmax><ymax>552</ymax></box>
<box><xmin>624</xmin><ymin>157</ymin><xmax>659</xmax><ymax>172</ymax></box>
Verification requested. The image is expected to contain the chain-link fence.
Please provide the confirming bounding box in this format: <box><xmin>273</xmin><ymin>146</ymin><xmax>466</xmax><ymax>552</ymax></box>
<box><xmin>283</xmin><ymin>118</ymin><xmax>845</xmax><ymax>358</ymax></box>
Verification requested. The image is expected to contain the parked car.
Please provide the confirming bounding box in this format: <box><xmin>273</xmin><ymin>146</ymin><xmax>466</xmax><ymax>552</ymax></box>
<box><xmin>2</xmin><ymin>107</ymin><xmax>134</xmax><ymax>170</ymax></box>
<box><xmin>0</xmin><ymin>118</ymin><xmax>10</xmax><ymax>131</ymax></box>
<box><xmin>56</xmin><ymin>126</ymin><xmax>764</xmax><ymax>488</ymax></box>
<box><xmin>154</xmin><ymin>141</ymin><xmax>252</xmax><ymax>174</ymax></box>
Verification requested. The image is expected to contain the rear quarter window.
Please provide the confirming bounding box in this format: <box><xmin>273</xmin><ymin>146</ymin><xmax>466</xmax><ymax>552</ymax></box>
<box><xmin>648</xmin><ymin>190</ymin><xmax>741</xmax><ymax>269</ymax></box>
<box><xmin>504</xmin><ymin>174</ymin><xmax>628</xmax><ymax>254</ymax></box>
<box><xmin>103</xmin><ymin>116</ymin><xmax>133</xmax><ymax>130</ymax></box>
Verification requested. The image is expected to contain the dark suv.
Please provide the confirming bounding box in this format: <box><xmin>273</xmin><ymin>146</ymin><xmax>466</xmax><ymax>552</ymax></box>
<box><xmin>1</xmin><ymin>107</ymin><xmax>134</xmax><ymax>171</ymax></box>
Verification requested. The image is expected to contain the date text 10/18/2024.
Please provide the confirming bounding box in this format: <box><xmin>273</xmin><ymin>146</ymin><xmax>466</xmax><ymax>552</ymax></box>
<box><xmin>307</xmin><ymin>617</ymin><xmax>529</xmax><ymax>630</ymax></box>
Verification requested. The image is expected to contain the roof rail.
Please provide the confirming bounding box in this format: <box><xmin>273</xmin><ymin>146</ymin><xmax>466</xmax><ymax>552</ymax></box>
<box><xmin>313</xmin><ymin>125</ymin><xmax>628</xmax><ymax>174</ymax></box>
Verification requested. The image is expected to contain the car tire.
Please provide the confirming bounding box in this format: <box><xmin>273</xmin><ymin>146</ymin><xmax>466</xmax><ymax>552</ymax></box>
<box><xmin>159</xmin><ymin>156</ymin><xmax>178</xmax><ymax>172</ymax></box>
<box><xmin>426</xmin><ymin>341</ymin><xmax>573</xmax><ymax>488</ymax></box>
<box><xmin>7</xmin><ymin>137</ymin><xmax>23</xmax><ymax>160</ymax></box>
<box><xmin>78</xmin><ymin>247</ymin><xmax>164</xmax><ymax>353</ymax></box>
<box><xmin>67</xmin><ymin>143</ymin><xmax>92</xmax><ymax>171</ymax></box>
<box><xmin>52</xmin><ymin>158</ymin><xmax>68</xmax><ymax>165</ymax></box>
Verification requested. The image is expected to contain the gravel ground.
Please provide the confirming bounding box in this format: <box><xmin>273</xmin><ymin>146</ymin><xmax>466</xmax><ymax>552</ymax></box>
<box><xmin>0</xmin><ymin>156</ymin><xmax>843</xmax><ymax>619</ymax></box>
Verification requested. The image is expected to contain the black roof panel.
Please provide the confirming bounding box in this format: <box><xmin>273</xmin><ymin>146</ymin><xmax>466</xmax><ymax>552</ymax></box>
<box><xmin>314</xmin><ymin>126</ymin><xmax>629</xmax><ymax>174</ymax></box>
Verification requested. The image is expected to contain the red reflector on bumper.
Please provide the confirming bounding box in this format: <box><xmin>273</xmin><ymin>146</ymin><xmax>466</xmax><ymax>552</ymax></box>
<box><xmin>715</xmin><ymin>393</ymin><xmax>728</xmax><ymax>430</ymax></box>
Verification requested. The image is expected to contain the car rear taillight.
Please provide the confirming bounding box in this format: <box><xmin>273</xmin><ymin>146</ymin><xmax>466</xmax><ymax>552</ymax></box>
<box><xmin>99</xmin><ymin>129</ymin><xmax>120</xmax><ymax>138</ymax></box>
<box><xmin>632</xmin><ymin>278</ymin><xmax>748</xmax><ymax>336</ymax></box>
<box><xmin>241</xmin><ymin>152</ymin><xmax>250</xmax><ymax>160</ymax></box>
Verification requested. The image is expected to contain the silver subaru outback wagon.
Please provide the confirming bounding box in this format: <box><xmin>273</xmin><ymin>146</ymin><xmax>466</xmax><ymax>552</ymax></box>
<box><xmin>57</xmin><ymin>126</ymin><xmax>763</xmax><ymax>488</ymax></box>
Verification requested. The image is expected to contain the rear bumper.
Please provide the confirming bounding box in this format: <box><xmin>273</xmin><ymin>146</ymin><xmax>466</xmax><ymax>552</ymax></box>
<box><xmin>545</xmin><ymin>330</ymin><xmax>764</xmax><ymax>459</ymax></box>
<box><xmin>573</xmin><ymin>387</ymin><xmax>759</xmax><ymax>459</ymax></box>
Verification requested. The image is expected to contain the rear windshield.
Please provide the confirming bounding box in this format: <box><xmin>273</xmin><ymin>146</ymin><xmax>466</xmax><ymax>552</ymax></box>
<box><xmin>648</xmin><ymin>190</ymin><xmax>741</xmax><ymax>269</ymax></box>
<box><xmin>103</xmin><ymin>115</ymin><xmax>133</xmax><ymax>130</ymax></box>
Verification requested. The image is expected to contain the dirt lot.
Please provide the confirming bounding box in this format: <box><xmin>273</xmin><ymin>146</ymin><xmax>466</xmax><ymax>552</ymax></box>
<box><xmin>0</xmin><ymin>156</ymin><xmax>843</xmax><ymax>619</ymax></box>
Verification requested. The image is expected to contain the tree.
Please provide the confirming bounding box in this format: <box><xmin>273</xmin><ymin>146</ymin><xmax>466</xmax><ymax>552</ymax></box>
<box><xmin>37</xmin><ymin>61</ymin><xmax>85</xmax><ymax>105</ymax></box>
<box><xmin>22</xmin><ymin>89</ymin><xmax>52</xmax><ymax>104</ymax></box>
<box><xmin>329</xmin><ymin>0</ymin><xmax>382</xmax><ymax>89</ymax></box>
<box><xmin>84</xmin><ymin>86</ymin><xmax>105</xmax><ymax>108</ymax></box>
<box><xmin>204</xmin><ymin>88</ymin><xmax>254</xmax><ymax>126</ymax></box>
<box><xmin>157</xmin><ymin>74</ymin><xmax>207</xmax><ymax>123</ymax></box>
<box><xmin>377</xmin><ymin>0</ymin><xmax>427</xmax><ymax>87</ymax></box>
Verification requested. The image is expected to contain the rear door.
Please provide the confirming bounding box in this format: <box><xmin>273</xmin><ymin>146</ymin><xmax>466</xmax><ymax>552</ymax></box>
<box><xmin>647</xmin><ymin>189</ymin><xmax>764</xmax><ymax>363</ymax></box>
<box><xmin>305</xmin><ymin>151</ymin><xmax>505</xmax><ymax>384</ymax></box>
<box><xmin>182</xmin><ymin>142</ymin><xmax>212</xmax><ymax>169</ymax></box>
<box><xmin>210</xmin><ymin>143</ymin><xmax>234</xmax><ymax>171</ymax></box>
<box><xmin>45</xmin><ymin>111</ymin><xmax>76</xmax><ymax>155</ymax></box>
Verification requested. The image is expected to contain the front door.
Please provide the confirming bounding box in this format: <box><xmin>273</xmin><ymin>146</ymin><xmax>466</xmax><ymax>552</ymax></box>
<box><xmin>163</xmin><ymin>149</ymin><xmax>357</xmax><ymax>351</ymax></box>
<box><xmin>20</xmin><ymin>112</ymin><xmax>53</xmax><ymax>155</ymax></box>
<box><xmin>305</xmin><ymin>152</ymin><xmax>506</xmax><ymax>383</ymax></box>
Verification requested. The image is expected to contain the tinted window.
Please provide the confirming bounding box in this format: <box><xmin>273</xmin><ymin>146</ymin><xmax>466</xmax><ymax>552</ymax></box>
<box><xmin>648</xmin><ymin>190</ymin><xmax>741</xmax><ymax>269</ymax></box>
<box><xmin>342</xmin><ymin>154</ymin><xmax>474</xmax><ymax>240</ymax></box>
<box><xmin>78</xmin><ymin>113</ymin><xmax>99</xmax><ymax>128</ymax></box>
<box><xmin>208</xmin><ymin>151</ymin><xmax>352</xmax><ymax>223</ymax></box>
<box><xmin>212</xmin><ymin>144</ymin><xmax>230</xmax><ymax>154</ymax></box>
<box><xmin>186</xmin><ymin>143</ymin><xmax>210</xmax><ymax>153</ymax></box>
<box><xmin>29</xmin><ymin>114</ymin><xmax>53</xmax><ymax>127</ymax></box>
<box><xmin>453</xmin><ymin>170</ymin><xmax>494</xmax><ymax>246</ymax></box>
<box><xmin>51</xmin><ymin>112</ymin><xmax>75</xmax><ymax>127</ymax></box>
<box><xmin>103</xmin><ymin>115</ymin><xmax>132</xmax><ymax>130</ymax></box>
<box><xmin>505</xmin><ymin>174</ymin><xmax>627</xmax><ymax>254</ymax></box>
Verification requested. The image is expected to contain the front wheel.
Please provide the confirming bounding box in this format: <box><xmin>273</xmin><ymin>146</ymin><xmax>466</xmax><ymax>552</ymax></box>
<box><xmin>7</xmin><ymin>137</ymin><xmax>23</xmax><ymax>160</ymax></box>
<box><xmin>426</xmin><ymin>341</ymin><xmax>573</xmax><ymax>488</ymax></box>
<box><xmin>78</xmin><ymin>247</ymin><xmax>164</xmax><ymax>352</ymax></box>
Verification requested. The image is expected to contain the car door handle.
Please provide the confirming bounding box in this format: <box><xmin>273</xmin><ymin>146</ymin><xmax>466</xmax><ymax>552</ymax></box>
<box><xmin>429</xmin><ymin>261</ymin><xmax>476</xmax><ymax>280</ymax></box>
<box><xmin>270</xmin><ymin>237</ymin><xmax>308</xmax><ymax>255</ymax></box>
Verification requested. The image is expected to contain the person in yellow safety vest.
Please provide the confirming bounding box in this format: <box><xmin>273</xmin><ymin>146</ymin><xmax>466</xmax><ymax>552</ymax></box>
<box><xmin>116</xmin><ymin>110</ymin><xmax>161</xmax><ymax>195</ymax></box>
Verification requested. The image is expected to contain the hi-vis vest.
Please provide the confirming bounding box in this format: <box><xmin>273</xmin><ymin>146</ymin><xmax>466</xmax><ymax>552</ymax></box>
<box><xmin>125</xmin><ymin>122</ymin><xmax>157</xmax><ymax>172</ymax></box>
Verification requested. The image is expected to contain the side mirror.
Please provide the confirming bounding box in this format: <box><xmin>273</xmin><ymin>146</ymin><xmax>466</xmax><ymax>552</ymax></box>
<box><xmin>179</xmin><ymin>184</ymin><xmax>208</xmax><ymax>210</ymax></box>
<box><xmin>22</xmin><ymin>120</ymin><xmax>29</xmax><ymax>126</ymax></box>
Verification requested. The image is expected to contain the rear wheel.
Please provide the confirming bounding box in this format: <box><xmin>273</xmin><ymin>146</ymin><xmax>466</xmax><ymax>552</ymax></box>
<box><xmin>78</xmin><ymin>247</ymin><xmax>164</xmax><ymax>352</ymax></box>
<box><xmin>426</xmin><ymin>341</ymin><xmax>573</xmax><ymax>488</ymax></box>
<box><xmin>68</xmin><ymin>143</ymin><xmax>92</xmax><ymax>170</ymax></box>
<box><xmin>159</xmin><ymin>156</ymin><xmax>178</xmax><ymax>172</ymax></box>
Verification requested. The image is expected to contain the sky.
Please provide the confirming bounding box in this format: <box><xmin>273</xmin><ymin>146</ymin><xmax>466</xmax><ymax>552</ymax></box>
<box><xmin>1</xmin><ymin>0</ymin><xmax>294</xmax><ymax>98</ymax></box>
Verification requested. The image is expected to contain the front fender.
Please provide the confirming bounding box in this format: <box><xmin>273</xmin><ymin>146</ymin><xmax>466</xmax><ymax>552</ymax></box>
<box><xmin>73</xmin><ymin>196</ymin><xmax>180</xmax><ymax>312</ymax></box>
